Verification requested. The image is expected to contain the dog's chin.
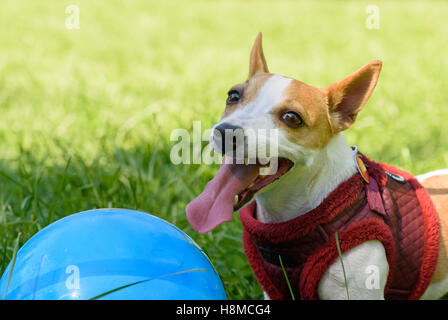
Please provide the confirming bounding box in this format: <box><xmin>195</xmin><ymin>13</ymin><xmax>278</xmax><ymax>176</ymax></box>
<box><xmin>233</xmin><ymin>157</ymin><xmax>294</xmax><ymax>211</ymax></box>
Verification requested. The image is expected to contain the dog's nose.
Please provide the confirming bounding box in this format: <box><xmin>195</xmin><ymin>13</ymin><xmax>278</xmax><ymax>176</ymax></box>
<box><xmin>214</xmin><ymin>123</ymin><xmax>243</xmax><ymax>139</ymax></box>
<box><xmin>213</xmin><ymin>123</ymin><xmax>244</xmax><ymax>155</ymax></box>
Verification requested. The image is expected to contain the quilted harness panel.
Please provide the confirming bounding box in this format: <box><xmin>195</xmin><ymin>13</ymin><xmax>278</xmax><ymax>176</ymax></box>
<box><xmin>240</xmin><ymin>155</ymin><xmax>440</xmax><ymax>300</ymax></box>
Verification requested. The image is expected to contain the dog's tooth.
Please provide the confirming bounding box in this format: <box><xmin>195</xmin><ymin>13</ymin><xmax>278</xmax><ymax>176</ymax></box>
<box><xmin>234</xmin><ymin>195</ymin><xmax>239</xmax><ymax>205</ymax></box>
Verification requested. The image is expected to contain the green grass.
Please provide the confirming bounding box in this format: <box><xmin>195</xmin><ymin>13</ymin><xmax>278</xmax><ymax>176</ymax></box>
<box><xmin>0</xmin><ymin>0</ymin><xmax>447</xmax><ymax>300</ymax></box>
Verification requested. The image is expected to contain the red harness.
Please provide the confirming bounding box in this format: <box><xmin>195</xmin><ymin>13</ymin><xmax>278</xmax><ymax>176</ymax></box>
<box><xmin>240</xmin><ymin>154</ymin><xmax>440</xmax><ymax>300</ymax></box>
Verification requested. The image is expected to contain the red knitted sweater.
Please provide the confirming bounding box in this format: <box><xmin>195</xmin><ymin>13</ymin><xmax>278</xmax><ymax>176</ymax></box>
<box><xmin>239</xmin><ymin>155</ymin><xmax>440</xmax><ymax>300</ymax></box>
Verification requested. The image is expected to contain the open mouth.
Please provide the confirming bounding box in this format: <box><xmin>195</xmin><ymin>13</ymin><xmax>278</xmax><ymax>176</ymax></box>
<box><xmin>186</xmin><ymin>156</ymin><xmax>294</xmax><ymax>233</ymax></box>
<box><xmin>234</xmin><ymin>157</ymin><xmax>294</xmax><ymax>211</ymax></box>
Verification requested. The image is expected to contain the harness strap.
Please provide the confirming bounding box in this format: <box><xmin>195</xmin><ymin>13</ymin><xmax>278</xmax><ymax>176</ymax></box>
<box><xmin>365</xmin><ymin>177</ymin><xmax>387</xmax><ymax>216</ymax></box>
<box><xmin>257</xmin><ymin>246</ymin><xmax>295</xmax><ymax>268</ymax></box>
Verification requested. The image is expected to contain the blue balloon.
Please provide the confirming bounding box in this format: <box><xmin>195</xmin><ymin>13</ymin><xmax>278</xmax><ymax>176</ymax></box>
<box><xmin>0</xmin><ymin>209</ymin><xmax>226</xmax><ymax>300</ymax></box>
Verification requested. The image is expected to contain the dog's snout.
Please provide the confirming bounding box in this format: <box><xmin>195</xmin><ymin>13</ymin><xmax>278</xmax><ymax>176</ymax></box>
<box><xmin>214</xmin><ymin>123</ymin><xmax>242</xmax><ymax>137</ymax></box>
<box><xmin>213</xmin><ymin>123</ymin><xmax>245</xmax><ymax>155</ymax></box>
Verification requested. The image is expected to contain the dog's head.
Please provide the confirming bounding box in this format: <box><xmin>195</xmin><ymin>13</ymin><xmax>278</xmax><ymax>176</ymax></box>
<box><xmin>186</xmin><ymin>33</ymin><xmax>382</xmax><ymax>233</ymax></box>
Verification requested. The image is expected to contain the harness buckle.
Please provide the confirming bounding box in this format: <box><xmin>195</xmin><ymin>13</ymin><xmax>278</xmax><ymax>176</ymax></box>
<box><xmin>352</xmin><ymin>146</ymin><xmax>370</xmax><ymax>184</ymax></box>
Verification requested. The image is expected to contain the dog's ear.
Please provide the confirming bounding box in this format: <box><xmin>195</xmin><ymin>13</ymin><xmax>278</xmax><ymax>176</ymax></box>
<box><xmin>324</xmin><ymin>60</ymin><xmax>382</xmax><ymax>132</ymax></box>
<box><xmin>249</xmin><ymin>32</ymin><xmax>269</xmax><ymax>78</ymax></box>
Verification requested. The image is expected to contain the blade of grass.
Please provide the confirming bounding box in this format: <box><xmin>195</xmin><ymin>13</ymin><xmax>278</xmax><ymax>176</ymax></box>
<box><xmin>48</xmin><ymin>157</ymin><xmax>71</xmax><ymax>223</ymax></box>
<box><xmin>278</xmin><ymin>255</ymin><xmax>295</xmax><ymax>301</ymax></box>
<box><xmin>0</xmin><ymin>169</ymin><xmax>50</xmax><ymax>209</ymax></box>
<box><xmin>90</xmin><ymin>268</ymin><xmax>208</xmax><ymax>300</ymax></box>
<box><xmin>335</xmin><ymin>231</ymin><xmax>350</xmax><ymax>300</ymax></box>
<box><xmin>0</xmin><ymin>169</ymin><xmax>30</xmax><ymax>193</ymax></box>
<box><xmin>4</xmin><ymin>232</ymin><xmax>21</xmax><ymax>300</ymax></box>
<box><xmin>1</xmin><ymin>237</ymin><xmax>7</xmax><ymax>276</ymax></box>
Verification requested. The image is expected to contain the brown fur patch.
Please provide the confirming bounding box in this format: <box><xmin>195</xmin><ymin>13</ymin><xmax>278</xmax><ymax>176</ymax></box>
<box><xmin>221</xmin><ymin>72</ymin><xmax>272</xmax><ymax>119</ymax></box>
<box><xmin>324</xmin><ymin>60</ymin><xmax>382</xmax><ymax>133</ymax></box>
<box><xmin>273</xmin><ymin>79</ymin><xmax>334</xmax><ymax>150</ymax></box>
<box><xmin>421</xmin><ymin>174</ymin><xmax>448</xmax><ymax>284</ymax></box>
<box><xmin>249</xmin><ymin>32</ymin><xmax>269</xmax><ymax>77</ymax></box>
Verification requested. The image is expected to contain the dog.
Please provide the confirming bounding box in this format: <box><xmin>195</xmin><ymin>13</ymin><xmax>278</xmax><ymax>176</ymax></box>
<box><xmin>186</xmin><ymin>33</ymin><xmax>448</xmax><ymax>300</ymax></box>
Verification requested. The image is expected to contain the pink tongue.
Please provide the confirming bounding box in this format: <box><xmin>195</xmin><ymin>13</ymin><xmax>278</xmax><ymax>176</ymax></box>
<box><xmin>186</xmin><ymin>162</ymin><xmax>260</xmax><ymax>233</ymax></box>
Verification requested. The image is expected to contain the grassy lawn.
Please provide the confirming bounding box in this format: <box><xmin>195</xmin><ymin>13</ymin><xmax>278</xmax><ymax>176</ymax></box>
<box><xmin>0</xmin><ymin>0</ymin><xmax>447</xmax><ymax>299</ymax></box>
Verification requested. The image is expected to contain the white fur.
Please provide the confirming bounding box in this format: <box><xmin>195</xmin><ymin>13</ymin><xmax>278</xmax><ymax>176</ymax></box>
<box><xmin>219</xmin><ymin>75</ymin><xmax>292</xmax><ymax>133</ymax></box>
<box><xmin>417</xmin><ymin>168</ymin><xmax>448</xmax><ymax>183</ymax></box>
<box><xmin>421</xmin><ymin>274</ymin><xmax>448</xmax><ymax>299</ymax></box>
<box><xmin>211</xmin><ymin>74</ymin><xmax>294</xmax><ymax>166</ymax></box>
<box><xmin>318</xmin><ymin>240</ymin><xmax>389</xmax><ymax>300</ymax></box>
<box><xmin>255</xmin><ymin>133</ymin><xmax>357</xmax><ymax>222</ymax></box>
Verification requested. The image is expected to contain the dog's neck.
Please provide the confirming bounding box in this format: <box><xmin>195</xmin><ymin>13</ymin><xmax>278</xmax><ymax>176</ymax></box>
<box><xmin>255</xmin><ymin>133</ymin><xmax>358</xmax><ymax>223</ymax></box>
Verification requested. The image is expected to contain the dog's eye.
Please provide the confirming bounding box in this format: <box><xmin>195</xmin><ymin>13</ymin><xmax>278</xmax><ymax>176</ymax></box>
<box><xmin>281</xmin><ymin>111</ymin><xmax>304</xmax><ymax>128</ymax></box>
<box><xmin>226</xmin><ymin>90</ymin><xmax>241</xmax><ymax>104</ymax></box>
